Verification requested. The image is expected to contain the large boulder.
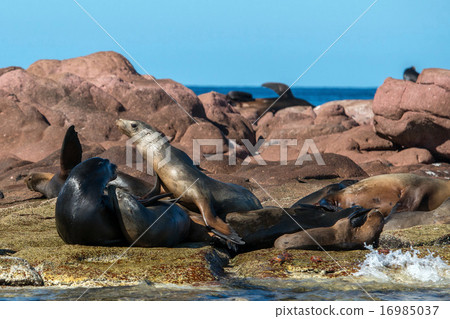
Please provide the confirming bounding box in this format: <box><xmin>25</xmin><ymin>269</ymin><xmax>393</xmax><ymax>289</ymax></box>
<box><xmin>373</xmin><ymin>69</ymin><xmax>450</xmax><ymax>160</ymax></box>
<box><xmin>198</xmin><ymin>91</ymin><xmax>256</xmax><ymax>145</ymax></box>
<box><xmin>315</xmin><ymin>99</ymin><xmax>374</xmax><ymax>126</ymax></box>
<box><xmin>257</xmin><ymin>105</ymin><xmax>358</xmax><ymax>141</ymax></box>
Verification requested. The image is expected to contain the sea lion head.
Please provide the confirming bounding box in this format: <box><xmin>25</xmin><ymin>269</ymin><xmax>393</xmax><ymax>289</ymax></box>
<box><xmin>116</xmin><ymin>119</ymin><xmax>159</xmax><ymax>138</ymax></box>
<box><xmin>24</xmin><ymin>172</ymin><xmax>54</xmax><ymax>192</ymax></box>
<box><xmin>70</xmin><ymin>157</ymin><xmax>117</xmax><ymax>183</ymax></box>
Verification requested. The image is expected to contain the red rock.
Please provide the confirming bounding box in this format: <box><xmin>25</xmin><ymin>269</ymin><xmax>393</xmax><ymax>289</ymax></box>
<box><xmin>316</xmin><ymin>99</ymin><xmax>374</xmax><ymax>125</ymax></box>
<box><xmin>198</xmin><ymin>91</ymin><xmax>255</xmax><ymax>145</ymax></box>
<box><xmin>27</xmin><ymin>51</ymin><xmax>139</xmax><ymax>81</ymax></box>
<box><xmin>235</xmin><ymin>153</ymin><xmax>367</xmax><ymax>186</ymax></box>
<box><xmin>387</xmin><ymin>148</ymin><xmax>434</xmax><ymax>166</ymax></box>
<box><xmin>373</xmin><ymin>70</ymin><xmax>450</xmax><ymax>160</ymax></box>
<box><xmin>179</xmin><ymin>121</ymin><xmax>229</xmax><ymax>158</ymax></box>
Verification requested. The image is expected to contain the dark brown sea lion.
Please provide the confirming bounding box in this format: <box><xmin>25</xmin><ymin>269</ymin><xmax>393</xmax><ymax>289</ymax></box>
<box><xmin>290</xmin><ymin>179</ymin><xmax>359</xmax><ymax>207</ymax></box>
<box><xmin>116</xmin><ymin>119</ymin><xmax>263</xmax><ymax>245</ymax></box>
<box><xmin>383</xmin><ymin>197</ymin><xmax>450</xmax><ymax>231</ymax></box>
<box><xmin>25</xmin><ymin>125</ymin><xmax>154</xmax><ymax>199</ymax></box>
<box><xmin>25</xmin><ymin>125</ymin><xmax>81</xmax><ymax>198</ymax></box>
<box><xmin>274</xmin><ymin>209</ymin><xmax>384</xmax><ymax>250</ymax></box>
<box><xmin>319</xmin><ymin>174</ymin><xmax>450</xmax><ymax>217</ymax></box>
<box><xmin>55</xmin><ymin>158</ymin><xmax>126</xmax><ymax>246</ymax></box>
<box><xmin>227</xmin><ymin>82</ymin><xmax>313</xmax><ymax>117</ymax></box>
<box><xmin>109</xmin><ymin>186</ymin><xmax>190</xmax><ymax>247</ymax></box>
<box><xmin>225</xmin><ymin>205</ymin><xmax>373</xmax><ymax>250</ymax></box>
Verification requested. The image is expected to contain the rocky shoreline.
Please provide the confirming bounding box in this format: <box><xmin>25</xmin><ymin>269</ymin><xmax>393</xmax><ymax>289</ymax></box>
<box><xmin>1</xmin><ymin>51</ymin><xmax>449</xmax><ymax>288</ymax></box>
<box><xmin>1</xmin><ymin>193</ymin><xmax>449</xmax><ymax>288</ymax></box>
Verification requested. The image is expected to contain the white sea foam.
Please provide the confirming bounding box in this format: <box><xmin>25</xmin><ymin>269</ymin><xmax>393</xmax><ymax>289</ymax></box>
<box><xmin>354</xmin><ymin>246</ymin><xmax>450</xmax><ymax>283</ymax></box>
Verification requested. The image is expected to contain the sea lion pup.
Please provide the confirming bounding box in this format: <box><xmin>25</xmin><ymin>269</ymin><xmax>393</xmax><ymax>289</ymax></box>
<box><xmin>226</xmin><ymin>82</ymin><xmax>313</xmax><ymax>117</ymax></box>
<box><xmin>109</xmin><ymin>185</ymin><xmax>190</xmax><ymax>247</ymax></box>
<box><xmin>225</xmin><ymin>205</ymin><xmax>372</xmax><ymax>250</ymax></box>
<box><xmin>290</xmin><ymin>179</ymin><xmax>358</xmax><ymax>207</ymax></box>
<box><xmin>116</xmin><ymin>119</ymin><xmax>263</xmax><ymax>245</ymax></box>
<box><xmin>319</xmin><ymin>173</ymin><xmax>450</xmax><ymax>217</ymax></box>
<box><xmin>383</xmin><ymin>197</ymin><xmax>450</xmax><ymax>231</ymax></box>
<box><xmin>25</xmin><ymin>125</ymin><xmax>82</xmax><ymax>198</ymax></box>
<box><xmin>274</xmin><ymin>209</ymin><xmax>384</xmax><ymax>250</ymax></box>
<box><xmin>25</xmin><ymin>125</ymin><xmax>154</xmax><ymax>199</ymax></box>
<box><xmin>403</xmin><ymin>66</ymin><xmax>419</xmax><ymax>82</ymax></box>
<box><xmin>55</xmin><ymin>158</ymin><xmax>126</xmax><ymax>246</ymax></box>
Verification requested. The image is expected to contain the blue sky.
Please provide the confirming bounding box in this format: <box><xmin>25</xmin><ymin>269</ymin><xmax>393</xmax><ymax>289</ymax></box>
<box><xmin>1</xmin><ymin>0</ymin><xmax>449</xmax><ymax>87</ymax></box>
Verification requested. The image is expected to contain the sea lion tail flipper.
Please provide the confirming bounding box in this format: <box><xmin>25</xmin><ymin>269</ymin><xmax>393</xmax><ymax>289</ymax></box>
<box><xmin>60</xmin><ymin>125</ymin><xmax>82</xmax><ymax>179</ymax></box>
<box><xmin>139</xmin><ymin>193</ymin><xmax>173</xmax><ymax>206</ymax></box>
<box><xmin>262</xmin><ymin>82</ymin><xmax>294</xmax><ymax>99</ymax></box>
<box><xmin>210</xmin><ymin>227</ymin><xmax>245</xmax><ymax>246</ymax></box>
<box><xmin>197</xmin><ymin>199</ymin><xmax>245</xmax><ymax>245</ymax></box>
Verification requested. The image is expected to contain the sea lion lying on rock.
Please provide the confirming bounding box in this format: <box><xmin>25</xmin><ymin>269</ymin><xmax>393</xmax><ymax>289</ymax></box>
<box><xmin>274</xmin><ymin>208</ymin><xmax>384</xmax><ymax>250</ymax></box>
<box><xmin>318</xmin><ymin>174</ymin><xmax>450</xmax><ymax>217</ymax></box>
<box><xmin>383</xmin><ymin>197</ymin><xmax>450</xmax><ymax>231</ymax></box>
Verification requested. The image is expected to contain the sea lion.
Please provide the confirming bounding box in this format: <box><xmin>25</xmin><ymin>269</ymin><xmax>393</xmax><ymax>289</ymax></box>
<box><xmin>225</xmin><ymin>205</ymin><xmax>374</xmax><ymax>250</ymax></box>
<box><xmin>226</xmin><ymin>82</ymin><xmax>313</xmax><ymax>117</ymax></box>
<box><xmin>55</xmin><ymin>157</ymin><xmax>125</xmax><ymax>246</ymax></box>
<box><xmin>383</xmin><ymin>197</ymin><xmax>450</xmax><ymax>231</ymax></box>
<box><xmin>274</xmin><ymin>209</ymin><xmax>384</xmax><ymax>250</ymax></box>
<box><xmin>109</xmin><ymin>185</ymin><xmax>190</xmax><ymax>247</ymax></box>
<box><xmin>25</xmin><ymin>125</ymin><xmax>154</xmax><ymax>199</ymax></box>
<box><xmin>319</xmin><ymin>174</ymin><xmax>450</xmax><ymax>217</ymax></box>
<box><xmin>116</xmin><ymin>119</ymin><xmax>263</xmax><ymax>245</ymax></box>
<box><xmin>403</xmin><ymin>66</ymin><xmax>419</xmax><ymax>82</ymax></box>
<box><xmin>290</xmin><ymin>179</ymin><xmax>359</xmax><ymax>207</ymax></box>
<box><xmin>25</xmin><ymin>125</ymin><xmax>81</xmax><ymax>198</ymax></box>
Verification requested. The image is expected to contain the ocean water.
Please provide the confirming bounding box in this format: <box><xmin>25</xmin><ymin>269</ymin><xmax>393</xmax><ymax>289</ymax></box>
<box><xmin>188</xmin><ymin>86</ymin><xmax>377</xmax><ymax>106</ymax></box>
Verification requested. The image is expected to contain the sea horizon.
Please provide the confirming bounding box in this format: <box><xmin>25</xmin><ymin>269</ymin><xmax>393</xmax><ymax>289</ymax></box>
<box><xmin>188</xmin><ymin>86</ymin><xmax>377</xmax><ymax>106</ymax></box>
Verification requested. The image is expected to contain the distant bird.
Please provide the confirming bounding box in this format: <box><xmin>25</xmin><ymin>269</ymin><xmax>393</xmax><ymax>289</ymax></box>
<box><xmin>226</xmin><ymin>82</ymin><xmax>313</xmax><ymax>117</ymax></box>
<box><xmin>403</xmin><ymin>66</ymin><xmax>419</xmax><ymax>82</ymax></box>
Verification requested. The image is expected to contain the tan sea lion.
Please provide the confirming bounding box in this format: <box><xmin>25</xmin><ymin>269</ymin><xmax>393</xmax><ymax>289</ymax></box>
<box><xmin>116</xmin><ymin>119</ymin><xmax>263</xmax><ymax>245</ymax></box>
<box><xmin>383</xmin><ymin>197</ymin><xmax>450</xmax><ymax>230</ymax></box>
<box><xmin>319</xmin><ymin>174</ymin><xmax>450</xmax><ymax>217</ymax></box>
<box><xmin>227</xmin><ymin>82</ymin><xmax>313</xmax><ymax>118</ymax></box>
<box><xmin>274</xmin><ymin>209</ymin><xmax>384</xmax><ymax>250</ymax></box>
<box><xmin>225</xmin><ymin>205</ymin><xmax>374</xmax><ymax>250</ymax></box>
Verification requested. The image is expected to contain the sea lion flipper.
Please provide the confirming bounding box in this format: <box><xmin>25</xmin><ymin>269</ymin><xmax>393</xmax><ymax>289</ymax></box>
<box><xmin>60</xmin><ymin>125</ymin><xmax>82</xmax><ymax>179</ymax></box>
<box><xmin>139</xmin><ymin>193</ymin><xmax>173</xmax><ymax>207</ymax></box>
<box><xmin>347</xmin><ymin>206</ymin><xmax>371</xmax><ymax>228</ymax></box>
<box><xmin>262</xmin><ymin>82</ymin><xmax>294</xmax><ymax>99</ymax></box>
<box><xmin>396</xmin><ymin>187</ymin><xmax>424</xmax><ymax>212</ymax></box>
<box><xmin>317</xmin><ymin>198</ymin><xmax>341</xmax><ymax>212</ymax></box>
<box><xmin>197</xmin><ymin>199</ymin><xmax>245</xmax><ymax>245</ymax></box>
<box><xmin>139</xmin><ymin>175</ymin><xmax>161</xmax><ymax>201</ymax></box>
